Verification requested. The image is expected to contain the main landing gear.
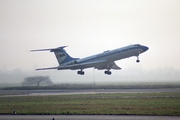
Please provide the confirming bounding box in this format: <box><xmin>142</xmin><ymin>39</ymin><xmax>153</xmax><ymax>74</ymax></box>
<box><xmin>104</xmin><ymin>70</ymin><xmax>112</xmax><ymax>75</ymax></box>
<box><xmin>136</xmin><ymin>56</ymin><xmax>140</xmax><ymax>63</ymax></box>
<box><xmin>77</xmin><ymin>70</ymin><xmax>84</xmax><ymax>75</ymax></box>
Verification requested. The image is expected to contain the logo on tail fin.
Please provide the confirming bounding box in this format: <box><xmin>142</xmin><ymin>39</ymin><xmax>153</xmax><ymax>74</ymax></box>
<box><xmin>30</xmin><ymin>46</ymin><xmax>79</xmax><ymax>65</ymax></box>
<box><xmin>55</xmin><ymin>52</ymin><xmax>67</xmax><ymax>64</ymax></box>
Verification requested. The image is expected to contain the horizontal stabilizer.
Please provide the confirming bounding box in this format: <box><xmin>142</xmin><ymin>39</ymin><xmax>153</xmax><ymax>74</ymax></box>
<box><xmin>30</xmin><ymin>46</ymin><xmax>67</xmax><ymax>52</ymax></box>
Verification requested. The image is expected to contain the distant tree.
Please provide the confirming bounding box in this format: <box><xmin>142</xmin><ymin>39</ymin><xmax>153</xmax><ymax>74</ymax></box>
<box><xmin>22</xmin><ymin>76</ymin><xmax>53</xmax><ymax>86</ymax></box>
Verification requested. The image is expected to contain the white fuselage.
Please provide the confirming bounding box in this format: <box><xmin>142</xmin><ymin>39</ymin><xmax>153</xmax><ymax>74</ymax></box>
<box><xmin>63</xmin><ymin>44</ymin><xmax>147</xmax><ymax>67</ymax></box>
<box><xmin>32</xmin><ymin>44</ymin><xmax>148</xmax><ymax>75</ymax></box>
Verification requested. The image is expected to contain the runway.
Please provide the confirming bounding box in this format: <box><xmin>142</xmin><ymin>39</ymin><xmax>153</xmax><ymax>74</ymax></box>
<box><xmin>0</xmin><ymin>115</ymin><xmax>180</xmax><ymax>120</ymax></box>
<box><xmin>1</xmin><ymin>89</ymin><xmax>180</xmax><ymax>120</ymax></box>
<box><xmin>1</xmin><ymin>88</ymin><xmax>180</xmax><ymax>97</ymax></box>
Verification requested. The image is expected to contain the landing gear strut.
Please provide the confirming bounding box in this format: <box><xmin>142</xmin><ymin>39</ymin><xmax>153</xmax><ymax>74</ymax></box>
<box><xmin>136</xmin><ymin>56</ymin><xmax>140</xmax><ymax>63</ymax></box>
<box><xmin>77</xmin><ymin>70</ymin><xmax>85</xmax><ymax>75</ymax></box>
<box><xmin>104</xmin><ymin>70</ymin><xmax>112</xmax><ymax>75</ymax></box>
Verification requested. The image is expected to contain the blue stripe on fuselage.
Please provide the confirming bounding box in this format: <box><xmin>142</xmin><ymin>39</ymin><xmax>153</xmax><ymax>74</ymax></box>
<box><xmin>78</xmin><ymin>45</ymin><xmax>147</xmax><ymax>64</ymax></box>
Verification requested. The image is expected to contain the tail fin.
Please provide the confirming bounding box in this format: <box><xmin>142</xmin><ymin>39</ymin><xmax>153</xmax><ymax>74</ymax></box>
<box><xmin>31</xmin><ymin>46</ymin><xmax>78</xmax><ymax>65</ymax></box>
<box><xmin>51</xmin><ymin>46</ymin><xmax>78</xmax><ymax>65</ymax></box>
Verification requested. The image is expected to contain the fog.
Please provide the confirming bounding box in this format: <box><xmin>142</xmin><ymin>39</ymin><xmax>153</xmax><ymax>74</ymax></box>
<box><xmin>0</xmin><ymin>67</ymin><xmax>179</xmax><ymax>86</ymax></box>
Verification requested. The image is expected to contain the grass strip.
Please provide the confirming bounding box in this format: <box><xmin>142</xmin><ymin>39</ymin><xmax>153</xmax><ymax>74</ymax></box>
<box><xmin>0</xmin><ymin>92</ymin><xmax>180</xmax><ymax>115</ymax></box>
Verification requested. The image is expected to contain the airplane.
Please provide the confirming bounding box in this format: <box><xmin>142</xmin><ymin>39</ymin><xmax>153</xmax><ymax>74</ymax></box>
<box><xmin>31</xmin><ymin>44</ymin><xmax>149</xmax><ymax>75</ymax></box>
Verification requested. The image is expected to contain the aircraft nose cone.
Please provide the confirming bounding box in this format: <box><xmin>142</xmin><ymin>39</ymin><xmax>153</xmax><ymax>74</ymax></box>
<box><xmin>143</xmin><ymin>46</ymin><xmax>149</xmax><ymax>51</ymax></box>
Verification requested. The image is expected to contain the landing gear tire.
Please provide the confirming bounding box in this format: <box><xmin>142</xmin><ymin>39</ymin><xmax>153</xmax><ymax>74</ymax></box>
<box><xmin>77</xmin><ymin>71</ymin><xmax>84</xmax><ymax>75</ymax></box>
<box><xmin>104</xmin><ymin>71</ymin><xmax>112</xmax><ymax>75</ymax></box>
<box><xmin>136</xmin><ymin>60</ymin><xmax>140</xmax><ymax>63</ymax></box>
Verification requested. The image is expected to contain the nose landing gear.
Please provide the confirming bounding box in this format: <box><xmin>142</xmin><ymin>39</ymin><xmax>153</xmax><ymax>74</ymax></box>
<box><xmin>136</xmin><ymin>56</ymin><xmax>140</xmax><ymax>63</ymax></box>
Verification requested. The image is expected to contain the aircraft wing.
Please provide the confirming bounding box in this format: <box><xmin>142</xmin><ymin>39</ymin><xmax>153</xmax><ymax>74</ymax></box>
<box><xmin>36</xmin><ymin>67</ymin><xmax>58</xmax><ymax>70</ymax></box>
<box><xmin>35</xmin><ymin>61</ymin><xmax>121</xmax><ymax>71</ymax></box>
<box><xmin>95</xmin><ymin>61</ymin><xmax>121</xmax><ymax>70</ymax></box>
<box><xmin>111</xmin><ymin>62</ymin><xmax>122</xmax><ymax>70</ymax></box>
<box><xmin>35</xmin><ymin>60</ymin><xmax>107</xmax><ymax>71</ymax></box>
<box><xmin>58</xmin><ymin>59</ymin><xmax>107</xmax><ymax>70</ymax></box>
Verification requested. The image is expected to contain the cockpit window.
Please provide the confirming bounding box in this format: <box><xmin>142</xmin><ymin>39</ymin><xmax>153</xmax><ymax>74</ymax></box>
<box><xmin>135</xmin><ymin>44</ymin><xmax>141</xmax><ymax>47</ymax></box>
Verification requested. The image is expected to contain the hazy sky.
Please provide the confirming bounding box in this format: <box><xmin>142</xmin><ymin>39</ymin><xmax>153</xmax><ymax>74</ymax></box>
<box><xmin>1</xmin><ymin>0</ymin><xmax>180</xmax><ymax>71</ymax></box>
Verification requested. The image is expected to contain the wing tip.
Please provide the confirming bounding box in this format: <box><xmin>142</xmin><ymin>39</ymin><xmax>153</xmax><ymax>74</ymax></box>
<box><xmin>35</xmin><ymin>68</ymin><xmax>44</xmax><ymax>71</ymax></box>
<box><xmin>35</xmin><ymin>67</ymin><xmax>58</xmax><ymax>71</ymax></box>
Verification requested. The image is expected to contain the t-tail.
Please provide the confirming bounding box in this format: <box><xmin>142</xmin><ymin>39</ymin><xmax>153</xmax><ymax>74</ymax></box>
<box><xmin>31</xmin><ymin>46</ymin><xmax>79</xmax><ymax>65</ymax></box>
